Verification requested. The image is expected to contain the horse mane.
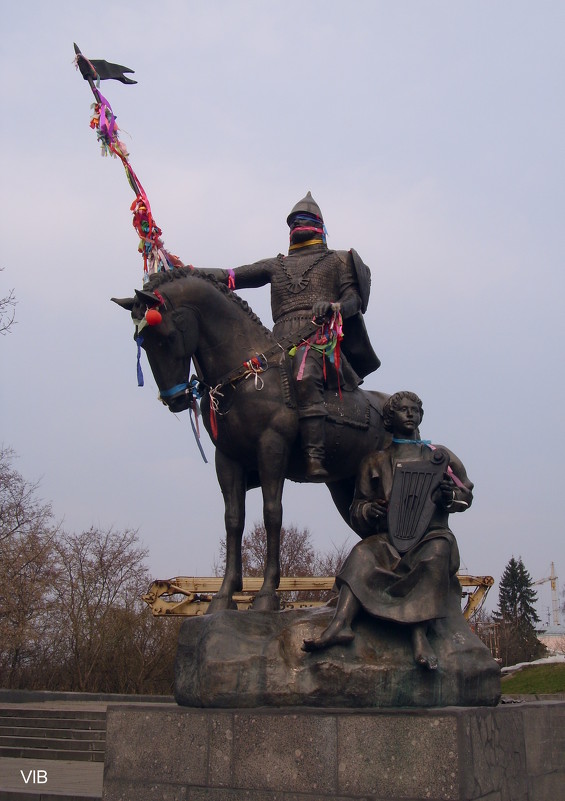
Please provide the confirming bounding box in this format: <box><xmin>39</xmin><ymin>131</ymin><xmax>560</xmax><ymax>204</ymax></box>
<box><xmin>145</xmin><ymin>267</ymin><xmax>274</xmax><ymax>340</ymax></box>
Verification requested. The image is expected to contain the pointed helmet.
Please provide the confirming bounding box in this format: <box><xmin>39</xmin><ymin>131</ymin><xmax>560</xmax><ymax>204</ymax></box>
<box><xmin>286</xmin><ymin>191</ymin><xmax>324</xmax><ymax>226</ymax></box>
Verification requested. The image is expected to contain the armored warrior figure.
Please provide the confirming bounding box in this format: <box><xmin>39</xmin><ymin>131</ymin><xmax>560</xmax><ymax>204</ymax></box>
<box><xmin>302</xmin><ymin>391</ymin><xmax>473</xmax><ymax>670</ymax></box>
<box><xmin>214</xmin><ymin>192</ymin><xmax>380</xmax><ymax>481</ymax></box>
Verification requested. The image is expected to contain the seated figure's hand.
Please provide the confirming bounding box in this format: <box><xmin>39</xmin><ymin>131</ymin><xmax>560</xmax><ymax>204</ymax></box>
<box><xmin>365</xmin><ymin>500</ymin><xmax>388</xmax><ymax>522</ymax></box>
<box><xmin>433</xmin><ymin>477</ymin><xmax>456</xmax><ymax>509</ymax></box>
<box><xmin>312</xmin><ymin>300</ymin><xmax>333</xmax><ymax>320</ymax></box>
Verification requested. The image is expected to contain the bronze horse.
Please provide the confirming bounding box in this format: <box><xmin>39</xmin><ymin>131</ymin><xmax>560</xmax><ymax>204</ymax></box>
<box><xmin>113</xmin><ymin>268</ymin><xmax>388</xmax><ymax>612</ymax></box>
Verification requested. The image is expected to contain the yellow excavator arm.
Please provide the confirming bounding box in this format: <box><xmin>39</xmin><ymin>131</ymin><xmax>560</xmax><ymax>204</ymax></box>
<box><xmin>143</xmin><ymin>574</ymin><xmax>494</xmax><ymax>621</ymax></box>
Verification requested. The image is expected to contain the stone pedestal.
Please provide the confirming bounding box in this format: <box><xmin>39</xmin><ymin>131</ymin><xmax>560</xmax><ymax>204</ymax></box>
<box><xmin>174</xmin><ymin>605</ymin><xmax>500</xmax><ymax>708</ymax></box>
<box><xmin>102</xmin><ymin>701</ymin><xmax>565</xmax><ymax>800</ymax></box>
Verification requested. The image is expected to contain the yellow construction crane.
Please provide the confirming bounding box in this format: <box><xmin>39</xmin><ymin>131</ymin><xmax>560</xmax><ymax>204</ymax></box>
<box><xmin>142</xmin><ymin>573</ymin><xmax>494</xmax><ymax>621</ymax></box>
<box><xmin>533</xmin><ymin>562</ymin><xmax>561</xmax><ymax>628</ymax></box>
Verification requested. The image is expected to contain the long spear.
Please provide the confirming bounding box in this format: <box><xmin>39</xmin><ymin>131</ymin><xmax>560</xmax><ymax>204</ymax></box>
<box><xmin>73</xmin><ymin>43</ymin><xmax>182</xmax><ymax>281</ymax></box>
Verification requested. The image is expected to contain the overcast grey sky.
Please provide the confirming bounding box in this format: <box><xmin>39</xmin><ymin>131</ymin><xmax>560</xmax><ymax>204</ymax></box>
<box><xmin>1</xmin><ymin>1</ymin><xmax>563</xmax><ymax>621</ymax></box>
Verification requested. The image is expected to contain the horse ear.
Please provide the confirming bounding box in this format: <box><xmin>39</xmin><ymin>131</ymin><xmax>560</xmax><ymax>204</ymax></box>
<box><xmin>111</xmin><ymin>296</ymin><xmax>136</xmax><ymax>311</ymax></box>
<box><xmin>135</xmin><ymin>289</ymin><xmax>161</xmax><ymax>306</ymax></box>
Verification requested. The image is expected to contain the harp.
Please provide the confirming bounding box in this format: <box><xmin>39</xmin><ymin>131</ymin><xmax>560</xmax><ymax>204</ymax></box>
<box><xmin>387</xmin><ymin>449</ymin><xmax>449</xmax><ymax>553</ymax></box>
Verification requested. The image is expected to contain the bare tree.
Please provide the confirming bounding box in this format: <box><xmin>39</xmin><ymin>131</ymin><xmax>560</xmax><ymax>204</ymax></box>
<box><xmin>247</xmin><ymin>523</ymin><xmax>316</xmax><ymax>577</ymax></box>
<box><xmin>93</xmin><ymin>608</ymin><xmax>180</xmax><ymax>694</ymax></box>
<box><xmin>29</xmin><ymin>523</ymin><xmax>180</xmax><ymax>695</ymax></box>
<box><xmin>312</xmin><ymin>539</ymin><xmax>350</xmax><ymax>577</ymax></box>
<box><xmin>0</xmin><ymin>268</ymin><xmax>16</xmax><ymax>335</ymax></box>
<box><xmin>50</xmin><ymin>527</ymin><xmax>151</xmax><ymax>692</ymax></box>
<box><xmin>0</xmin><ymin>448</ymin><xmax>181</xmax><ymax>693</ymax></box>
<box><xmin>0</xmin><ymin>447</ymin><xmax>60</xmax><ymax>687</ymax></box>
<box><xmin>470</xmin><ymin>608</ymin><xmax>499</xmax><ymax>660</ymax></box>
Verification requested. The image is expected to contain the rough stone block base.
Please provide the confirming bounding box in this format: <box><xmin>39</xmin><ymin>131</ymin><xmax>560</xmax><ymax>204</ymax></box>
<box><xmin>102</xmin><ymin>701</ymin><xmax>564</xmax><ymax>800</ymax></box>
<box><xmin>174</xmin><ymin>606</ymin><xmax>500</xmax><ymax>708</ymax></box>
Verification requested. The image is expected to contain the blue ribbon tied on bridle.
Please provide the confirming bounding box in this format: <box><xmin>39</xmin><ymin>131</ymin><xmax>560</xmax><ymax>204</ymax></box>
<box><xmin>158</xmin><ymin>382</ymin><xmax>191</xmax><ymax>401</ymax></box>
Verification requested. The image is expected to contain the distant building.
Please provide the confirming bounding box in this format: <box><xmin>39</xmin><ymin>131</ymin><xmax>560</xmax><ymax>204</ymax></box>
<box><xmin>537</xmin><ymin>625</ymin><xmax>565</xmax><ymax>655</ymax></box>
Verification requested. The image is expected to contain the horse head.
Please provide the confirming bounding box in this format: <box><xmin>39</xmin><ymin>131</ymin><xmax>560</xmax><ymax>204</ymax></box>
<box><xmin>112</xmin><ymin>284</ymin><xmax>200</xmax><ymax>414</ymax></box>
<box><xmin>113</xmin><ymin>269</ymin><xmax>278</xmax><ymax>419</ymax></box>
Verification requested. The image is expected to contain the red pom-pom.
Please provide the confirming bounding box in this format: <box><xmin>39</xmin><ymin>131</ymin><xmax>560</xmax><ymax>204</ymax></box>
<box><xmin>145</xmin><ymin>308</ymin><xmax>162</xmax><ymax>326</ymax></box>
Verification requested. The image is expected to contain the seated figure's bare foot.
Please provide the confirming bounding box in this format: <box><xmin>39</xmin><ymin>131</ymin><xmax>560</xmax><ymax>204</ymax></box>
<box><xmin>302</xmin><ymin>620</ymin><xmax>355</xmax><ymax>652</ymax></box>
<box><xmin>412</xmin><ymin>625</ymin><xmax>438</xmax><ymax>670</ymax></box>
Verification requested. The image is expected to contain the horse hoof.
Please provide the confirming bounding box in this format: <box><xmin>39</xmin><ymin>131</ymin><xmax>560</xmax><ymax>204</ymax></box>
<box><xmin>207</xmin><ymin>596</ymin><xmax>237</xmax><ymax>614</ymax></box>
<box><xmin>251</xmin><ymin>593</ymin><xmax>280</xmax><ymax>612</ymax></box>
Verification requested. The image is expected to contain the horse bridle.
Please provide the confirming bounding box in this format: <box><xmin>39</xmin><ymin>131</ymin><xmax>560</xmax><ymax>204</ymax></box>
<box><xmin>132</xmin><ymin>288</ymin><xmax>195</xmax><ymax>406</ymax></box>
<box><xmin>158</xmin><ymin>381</ymin><xmax>193</xmax><ymax>404</ymax></box>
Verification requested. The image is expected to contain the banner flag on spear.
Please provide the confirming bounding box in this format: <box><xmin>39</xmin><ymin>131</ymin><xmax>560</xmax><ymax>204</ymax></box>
<box><xmin>73</xmin><ymin>43</ymin><xmax>183</xmax><ymax>283</ymax></box>
<box><xmin>74</xmin><ymin>45</ymin><xmax>209</xmax><ymax>460</ymax></box>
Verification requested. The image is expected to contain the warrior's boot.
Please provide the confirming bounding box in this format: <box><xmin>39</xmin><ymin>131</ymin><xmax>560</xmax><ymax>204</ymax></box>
<box><xmin>300</xmin><ymin>416</ymin><xmax>329</xmax><ymax>482</ymax></box>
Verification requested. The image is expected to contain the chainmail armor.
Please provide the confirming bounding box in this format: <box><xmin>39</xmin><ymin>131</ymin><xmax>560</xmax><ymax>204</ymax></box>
<box><xmin>270</xmin><ymin>248</ymin><xmax>357</xmax><ymax>325</ymax></box>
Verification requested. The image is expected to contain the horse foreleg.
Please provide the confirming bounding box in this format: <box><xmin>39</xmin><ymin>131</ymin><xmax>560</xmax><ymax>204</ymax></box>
<box><xmin>326</xmin><ymin>477</ymin><xmax>357</xmax><ymax>530</ymax></box>
<box><xmin>207</xmin><ymin>450</ymin><xmax>246</xmax><ymax>614</ymax></box>
<box><xmin>252</xmin><ymin>433</ymin><xmax>288</xmax><ymax>612</ymax></box>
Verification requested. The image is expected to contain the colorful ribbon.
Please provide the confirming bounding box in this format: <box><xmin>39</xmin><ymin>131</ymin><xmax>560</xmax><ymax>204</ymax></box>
<box><xmin>78</xmin><ymin>58</ymin><xmax>181</xmax><ymax>283</ymax></box>
<box><xmin>295</xmin><ymin>311</ymin><xmax>343</xmax><ymax>397</ymax></box>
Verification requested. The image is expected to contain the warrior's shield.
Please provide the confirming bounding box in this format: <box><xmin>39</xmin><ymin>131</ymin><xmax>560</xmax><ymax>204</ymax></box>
<box><xmin>349</xmin><ymin>249</ymin><xmax>371</xmax><ymax>313</ymax></box>
<box><xmin>388</xmin><ymin>449</ymin><xmax>449</xmax><ymax>554</ymax></box>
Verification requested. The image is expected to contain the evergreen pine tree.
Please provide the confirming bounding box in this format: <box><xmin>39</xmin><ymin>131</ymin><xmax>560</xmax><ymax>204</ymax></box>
<box><xmin>497</xmin><ymin>557</ymin><xmax>540</xmax><ymax>626</ymax></box>
<box><xmin>495</xmin><ymin>556</ymin><xmax>546</xmax><ymax>666</ymax></box>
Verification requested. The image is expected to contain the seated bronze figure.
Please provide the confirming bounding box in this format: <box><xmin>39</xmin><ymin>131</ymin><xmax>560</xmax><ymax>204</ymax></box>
<box><xmin>303</xmin><ymin>391</ymin><xmax>473</xmax><ymax>670</ymax></box>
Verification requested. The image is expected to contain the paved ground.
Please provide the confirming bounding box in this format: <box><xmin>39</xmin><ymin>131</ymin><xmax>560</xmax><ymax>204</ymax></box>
<box><xmin>0</xmin><ymin>756</ymin><xmax>103</xmax><ymax>799</ymax></box>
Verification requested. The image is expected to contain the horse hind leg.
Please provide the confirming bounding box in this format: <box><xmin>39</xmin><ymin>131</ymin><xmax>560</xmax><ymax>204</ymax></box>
<box><xmin>207</xmin><ymin>450</ymin><xmax>246</xmax><ymax>614</ymax></box>
<box><xmin>251</xmin><ymin>432</ymin><xmax>288</xmax><ymax>612</ymax></box>
<box><xmin>326</xmin><ymin>477</ymin><xmax>357</xmax><ymax>530</ymax></box>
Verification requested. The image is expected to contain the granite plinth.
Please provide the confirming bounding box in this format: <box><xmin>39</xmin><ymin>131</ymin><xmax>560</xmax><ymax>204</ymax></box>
<box><xmin>102</xmin><ymin>701</ymin><xmax>565</xmax><ymax>800</ymax></box>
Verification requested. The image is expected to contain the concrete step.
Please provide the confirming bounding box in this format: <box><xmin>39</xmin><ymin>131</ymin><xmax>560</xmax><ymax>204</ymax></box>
<box><xmin>0</xmin><ymin>725</ymin><xmax>105</xmax><ymax>740</ymax></box>
<box><xmin>0</xmin><ymin>696</ymin><xmax>171</xmax><ymax>799</ymax></box>
<box><xmin>0</xmin><ymin>708</ymin><xmax>106</xmax><ymax>722</ymax></box>
<box><xmin>0</xmin><ymin>708</ymin><xmax>106</xmax><ymax>763</ymax></box>
<box><xmin>0</xmin><ymin>714</ymin><xmax>105</xmax><ymax>729</ymax></box>
<box><xmin>0</xmin><ymin>735</ymin><xmax>104</xmax><ymax>753</ymax></box>
<box><xmin>0</xmin><ymin>714</ymin><xmax>105</xmax><ymax>728</ymax></box>
<box><xmin>0</xmin><ymin>744</ymin><xmax>104</xmax><ymax>763</ymax></box>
